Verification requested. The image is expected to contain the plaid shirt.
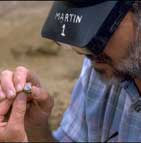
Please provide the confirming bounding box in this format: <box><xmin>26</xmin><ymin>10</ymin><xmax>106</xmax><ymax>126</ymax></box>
<box><xmin>53</xmin><ymin>58</ymin><xmax>141</xmax><ymax>142</ymax></box>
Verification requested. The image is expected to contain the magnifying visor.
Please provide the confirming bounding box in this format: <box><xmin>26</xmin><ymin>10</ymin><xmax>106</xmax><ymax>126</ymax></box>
<box><xmin>41</xmin><ymin>0</ymin><xmax>135</xmax><ymax>55</ymax></box>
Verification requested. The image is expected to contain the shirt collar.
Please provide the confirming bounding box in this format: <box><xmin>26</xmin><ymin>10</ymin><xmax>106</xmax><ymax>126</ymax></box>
<box><xmin>121</xmin><ymin>79</ymin><xmax>140</xmax><ymax>102</ymax></box>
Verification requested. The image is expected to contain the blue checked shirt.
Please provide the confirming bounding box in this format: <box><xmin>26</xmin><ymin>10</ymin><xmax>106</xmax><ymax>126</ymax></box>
<box><xmin>53</xmin><ymin>57</ymin><xmax>141</xmax><ymax>142</ymax></box>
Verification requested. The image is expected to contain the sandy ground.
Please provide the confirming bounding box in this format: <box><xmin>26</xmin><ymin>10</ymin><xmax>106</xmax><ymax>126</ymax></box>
<box><xmin>0</xmin><ymin>1</ymin><xmax>84</xmax><ymax>130</ymax></box>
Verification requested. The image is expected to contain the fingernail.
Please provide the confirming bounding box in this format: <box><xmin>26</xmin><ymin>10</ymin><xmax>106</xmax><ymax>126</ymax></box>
<box><xmin>8</xmin><ymin>90</ymin><xmax>16</xmax><ymax>97</ymax></box>
<box><xmin>16</xmin><ymin>85</ymin><xmax>23</xmax><ymax>92</ymax></box>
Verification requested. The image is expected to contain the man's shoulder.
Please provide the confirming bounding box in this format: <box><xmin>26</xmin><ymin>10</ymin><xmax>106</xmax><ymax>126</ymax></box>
<box><xmin>80</xmin><ymin>57</ymin><xmax>110</xmax><ymax>87</ymax></box>
<box><xmin>80</xmin><ymin>57</ymin><xmax>92</xmax><ymax>78</ymax></box>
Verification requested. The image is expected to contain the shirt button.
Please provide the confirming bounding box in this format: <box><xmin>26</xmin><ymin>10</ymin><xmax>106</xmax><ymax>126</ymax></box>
<box><xmin>133</xmin><ymin>100</ymin><xmax>141</xmax><ymax>112</ymax></box>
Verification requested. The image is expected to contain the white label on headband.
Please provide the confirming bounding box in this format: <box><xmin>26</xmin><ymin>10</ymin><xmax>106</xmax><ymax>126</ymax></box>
<box><xmin>61</xmin><ymin>24</ymin><xmax>66</xmax><ymax>37</ymax></box>
<box><xmin>55</xmin><ymin>12</ymin><xmax>83</xmax><ymax>24</ymax></box>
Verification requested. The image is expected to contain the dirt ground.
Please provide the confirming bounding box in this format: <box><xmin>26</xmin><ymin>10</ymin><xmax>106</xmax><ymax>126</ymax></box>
<box><xmin>0</xmin><ymin>1</ymin><xmax>84</xmax><ymax>130</ymax></box>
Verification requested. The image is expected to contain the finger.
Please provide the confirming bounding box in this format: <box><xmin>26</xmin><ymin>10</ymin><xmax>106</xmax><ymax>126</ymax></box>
<box><xmin>8</xmin><ymin>93</ymin><xmax>27</xmax><ymax>128</ymax></box>
<box><xmin>0</xmin><ymin>99</ymin><xmax>13</xmax><ymax>122</ymax></box>
<box><xmin>0</xmin><ymin>116</ymin><xmax>4</xmax><ymax>122</ymax></box>
<box><xmin>0</xmin><ymin>123</ymin><xmax>6</xmax><ymax>141</ymax></box>
<box><xmin>0</xmin><ymin>86</ymin><xmax>6</xmax><ymax>101</ymax></box>
<box><xmin>14</xmin><ymin>66</ymin><xmax>29</xmax><ymax>92</ymax></box>
<box><xmin>0</xmin><ymin>70</ymin><xmax>16</xmax><ymax>99</ymax></box>
<box><xmin>14</xmin><ymin>67</ymin><xmax>41</xmax><ymax>92</ymax></box>
<box><xmin>6</xmin><ymin>93</ymin><xmax>27</xmax><ymax>142</ymax></box>
<box><xmin>0</xmin><ymin>122</ymin><xmax>7</xmax><ymax>140</ymax></box>
<box><xmin>26</xmin><ymin>71</ymin><xmax>41</xmax><ymax>87</ymax></box>
<box><xmin>31</xmin><ymin>86</ymin><xmax>54</xmax><ymax>113</ymax></box>
<box><xmin>0</xmin><ymin>122</ymin><xmax>7</xmax><ymax>127</ymax></box>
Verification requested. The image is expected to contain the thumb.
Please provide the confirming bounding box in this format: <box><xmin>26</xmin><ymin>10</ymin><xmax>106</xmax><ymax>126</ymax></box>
<box><xmin>8</xmin><ymin>93</ymin><xmax>27</xmax><ymax>128</ymax></box>
<box><xmin>4</xmin><ymin>93</ymin><xmax>27</xmax><ymax>142</ymax></box>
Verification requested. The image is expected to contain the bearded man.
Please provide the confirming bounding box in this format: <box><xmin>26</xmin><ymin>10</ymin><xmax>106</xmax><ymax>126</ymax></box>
<box><xmin>0</xmin><ymin>0</ymin><xmax>141</xmax><ymax>142</ymax></box>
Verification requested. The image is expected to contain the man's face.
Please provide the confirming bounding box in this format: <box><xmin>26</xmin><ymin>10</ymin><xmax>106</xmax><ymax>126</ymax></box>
<box><xmin>57</xmin><ymin>11</ymin><xmax>139</xmax><ymax>82</ymax></box>
<box><xmin>88</xmin><ymin>11</ymin><xmax>137</xmax><ymax>82</ymax></box>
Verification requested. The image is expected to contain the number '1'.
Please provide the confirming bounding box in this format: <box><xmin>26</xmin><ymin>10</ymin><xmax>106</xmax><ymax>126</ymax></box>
<box><xmin>61</xmin><ymin>24</ymin><xmax>66</xmax><ymax>37</ymax></box>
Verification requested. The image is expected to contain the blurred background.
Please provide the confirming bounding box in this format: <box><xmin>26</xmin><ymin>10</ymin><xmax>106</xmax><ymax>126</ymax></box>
<box><xmin>0</xmin><ymin>1</ymin><xmax>83</xmax><ymax>130</ymax></box>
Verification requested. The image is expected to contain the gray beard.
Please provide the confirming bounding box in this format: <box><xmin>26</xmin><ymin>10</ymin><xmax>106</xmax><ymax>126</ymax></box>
<box><xmin>92</xmin><ymin>43</ymin><xmax>141</xmax><ymax>84</ymax></box>
<box><xmin>114</xmin><ymin>43</ymin><xmax>141</xmax><ymax>81</ymax></box>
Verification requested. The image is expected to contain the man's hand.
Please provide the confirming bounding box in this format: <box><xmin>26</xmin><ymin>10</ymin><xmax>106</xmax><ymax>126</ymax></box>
<box><xmin>0</xmin><ymin>66</ymin><xmax>54</xmax><ymax>142</ymax></box>
<box><xmin>25</xmin><ymin>86</ymin><xmax>54</xmax><ymax>141</ymax></box>
<box><xmin>0</xmin><ymin>93</ymin><xmax>28</xmax><ymax>142</ymax></box>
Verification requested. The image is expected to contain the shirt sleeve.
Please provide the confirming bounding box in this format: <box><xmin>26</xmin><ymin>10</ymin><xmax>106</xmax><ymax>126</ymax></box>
<box><xmin>53</xmin><ymin>57</ymin><xmax>93</xmax><ymax>142</ymax></box>
<box><xmin>53</xmin><ymin>127</ymin><xmax>75</xmax><ymax>142</ymax></box>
